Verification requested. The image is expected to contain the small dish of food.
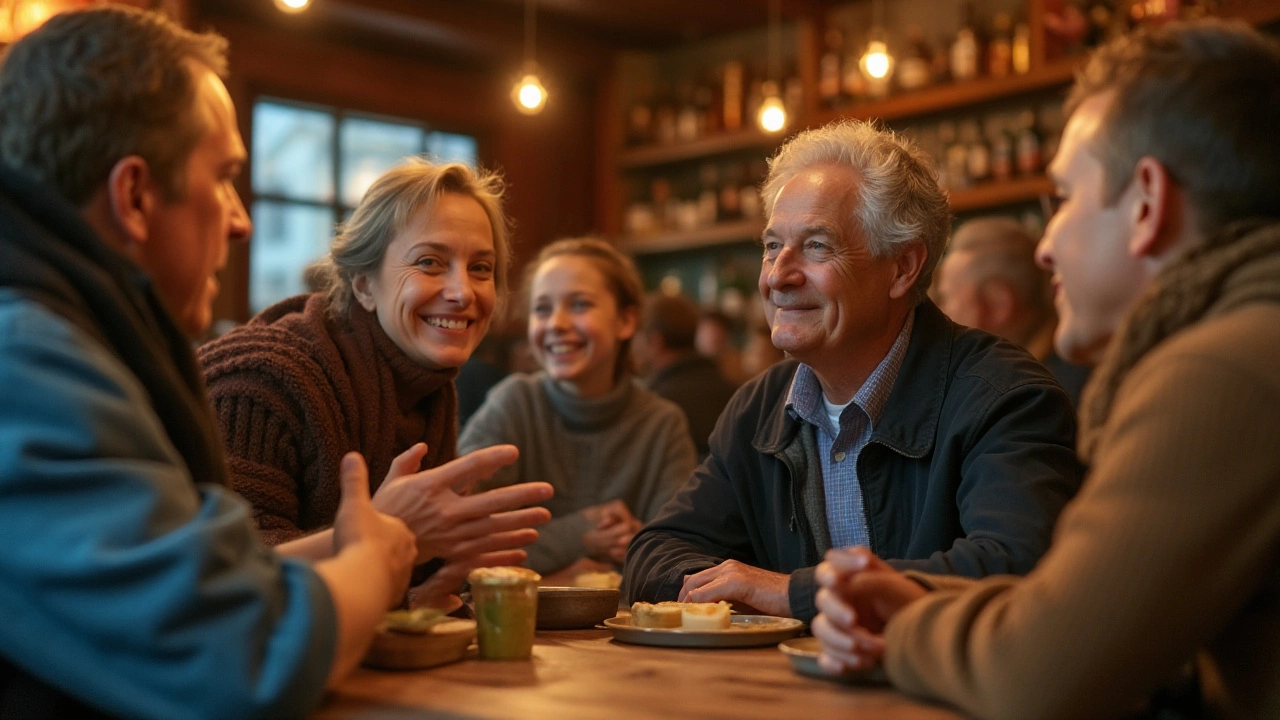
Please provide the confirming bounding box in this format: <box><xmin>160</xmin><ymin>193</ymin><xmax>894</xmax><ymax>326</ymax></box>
<box><xmin>535</xmin><ymin>586</ymin><xmax>621</xmax><ymax>630</ymax></box>
<box><xmin>778</xmin><ymin>636</ymin><xmax>888</xmax><ymax>685</ymax></box>
<box><xmin>606</xmin><ymin>602</ymin><xmax>804</xmax><ymax>648</ymax></box>
<box><xmin>362</xmin><ymin>608</ymin><xmax>476</xmax><ymax>671</ymax></box>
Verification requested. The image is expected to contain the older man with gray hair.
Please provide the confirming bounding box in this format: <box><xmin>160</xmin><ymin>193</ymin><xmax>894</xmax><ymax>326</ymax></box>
<box><xmin>625</xmin><ymin>120</ymin><xmax>1083</xmax><ymax>621</ymax></box>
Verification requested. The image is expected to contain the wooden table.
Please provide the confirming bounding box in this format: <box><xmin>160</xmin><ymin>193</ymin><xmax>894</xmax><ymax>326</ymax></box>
<box><xmin>316</xmin><ymin>628</ymin><xmax>965</xmax><ymax>719</ymax></box>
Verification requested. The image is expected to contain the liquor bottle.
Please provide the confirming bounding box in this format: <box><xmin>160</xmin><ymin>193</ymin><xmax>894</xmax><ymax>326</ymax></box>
<box><xmin>626</xmin><ymin>96</ymin><xmax>652</xmax><ymax>147</ymax></box>
<box><xmin>950</xmin><ymin>1</ymin><xmax>982</xmax><ymax>82</ymax></box>
<box><xmin>722</xmin><ymin>60</ymin><xmax>744</xmax><ymax>132</ymax></box>
<box><xmin>819</xmin><ymin>27</ymin><xmax>844</xmax><ymax>109</ymax></box>
<box><xmin>698</xmin><ymin>164</ymin><xmax>719</xmax><ymax>228</ymax></box>
<box><xmin>784</xmin><ymin>63</ymin><xmax>804</xmax><ymax>119</ymax></box>
<box><xmin>1012</xmin><ymin>21</ymin><xmax>1032</xmax><ymax>74</ymax></box>
<box><xmin>897</xmin><ymin>25</ymin><xmax>934</xmax><ymax>93</ymax></box>
<box><xmin>1015</xmin><ymin>109</ymin><xmax>1042</xmax><ymax>175</ymax></box>
<box><xmin>718</xmin><ymin>163</ymin><xmax>742</xmax><ymax>223</ymax></box>
<box><xmin>941</xmin><ymin>121</ymin><xmax>970</xmax><ymax>190</ymax></box>
<box><xmin>744</xmin><ymin>61</ymin><xmax>766</xmax><ymax>129</ymax></box>
<box><xmin>989</xmin><ymin>116</ymin><xmax>1014</xmax><ymax>182</ymax></box>
<box><xmin>841</xmin><ymin>29</ymin><xmax>869</xmax><ymax>103</ymax></box>
<box><xmin>653</xmin><ymin>85</ymin><xmax>677</xmax><ymax>145</ymax></box>
<box><xmin>696</xmin><ymin>69</ymin><xmax>720</xmax><ymax>137</ymax></box>
<box><xmin>988</xmin><ymin>13</ymin><xmax>1013</xmax><ymax>78</ymax></box>
<box><xmin>675</xmin><ymin>82</ymin><xmax>699</xmax><ymax>142</ymax></box>
<box><xmin>962</xmin><ymin>120</ymin><xmax>991</xmax><ymax>184</ymax></box>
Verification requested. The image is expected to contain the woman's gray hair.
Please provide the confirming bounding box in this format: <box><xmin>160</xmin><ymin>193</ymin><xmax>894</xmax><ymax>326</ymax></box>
<box><xmin>761</xmin><ymin>120</ymin><xmax>952</xmax><ymax>304</ymax></box>
<box><xmin>311</xmin><ymin>157</ymin><xmax>512</xmax><ymax>318</ymax></box>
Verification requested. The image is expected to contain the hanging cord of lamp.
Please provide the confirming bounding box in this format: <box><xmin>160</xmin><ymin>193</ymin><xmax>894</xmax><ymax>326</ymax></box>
<box><xmin>757</xmin><ymin>0</ymin><xmax>787</xmax><ymax>133</ymax></box>
<box><xmin>513</xmin><ymin>0</ymin><xmax>548</xmax><ymax>115</ymax></box>
<box><xmin>859</xmin><ymin>0</ymin><xmax>894</xmax><ymax>81</ymax></box>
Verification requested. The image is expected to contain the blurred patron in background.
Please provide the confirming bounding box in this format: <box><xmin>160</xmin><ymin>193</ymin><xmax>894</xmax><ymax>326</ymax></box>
<box><xmin>933</xmin><ymin>216</ymin><xmax>1091</xmax><ymax>406</ymax></box>
<box><xmin>813</xmin><ymin>20</ymin><xmax>1280</xmax><ymax>720</ymax></box>
<box><xmin>635</xmin><ymin>292</ymin><xmax>738</xmax><ymax>460</ymax></box>
<box><xmin>626</xmin><ymin>119</ymin><xmax>1083</xmax><ymax>622</ymax></box>
<box><xmin>199</xmin><ymin>158</ymin><xmax>552</xmax><ymax>602</ymax></box>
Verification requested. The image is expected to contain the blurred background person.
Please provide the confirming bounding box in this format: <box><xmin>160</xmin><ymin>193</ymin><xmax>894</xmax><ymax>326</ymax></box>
<box><xmin>695</xmin><ymin>308</ymin><xmax>746</xmax><ymax>385</ymax></box>
<box><xmin>460</xmin><ymin>238</ymin><xmax>696</xmax><ymax>586</ymax></box>
<box><xmin>635</xmin><ymin>292</ymin><xmax>738</xmax><ymax>460</ymax></box>
<box><xmin>933</xmin><ymin>216</ymin><xmax>1091</xmax><ymax>406</ymax></box>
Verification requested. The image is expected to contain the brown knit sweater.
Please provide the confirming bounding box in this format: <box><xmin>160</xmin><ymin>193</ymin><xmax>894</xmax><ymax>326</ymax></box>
<box><xmin>198</xmin><ymin>293</ymin><xmax>458</xmax><ymax>545</ymax></box>
<box><xmin>883</xmin><ymin>221</ymin><xmax>1280</xmax><ymax>720</ymax></box>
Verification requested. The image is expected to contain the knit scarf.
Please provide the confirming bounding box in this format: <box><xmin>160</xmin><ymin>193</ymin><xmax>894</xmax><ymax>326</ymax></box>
<box><xmin>1078</xmin><ymin>220</ymin><xmax>1280</xmax><ymax>463</ymax></box>
<box><xmin>0</xmin><ymin>164</ymin><xmax>228</xmax><ymax>488</ymax></box>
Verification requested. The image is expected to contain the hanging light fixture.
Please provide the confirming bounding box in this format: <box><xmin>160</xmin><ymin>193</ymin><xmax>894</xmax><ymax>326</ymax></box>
<box><xmin>511</xmin><ymin>0</ymin><xmax>548</xmax><ymax>115</ymax></box>
<box><xmin>859</xmin><ymin>0</ymin><xmax>895</xmax><ymax>82</ymax></box>
<box><xmin>757</xmin><ymin>0</ymin><xmax>787</xmax><ymax>133</ymax></box>
<box><xmin>273</xmin><ymin>0</ymin><xmax>311</xmax><ymax>14</ymax></box>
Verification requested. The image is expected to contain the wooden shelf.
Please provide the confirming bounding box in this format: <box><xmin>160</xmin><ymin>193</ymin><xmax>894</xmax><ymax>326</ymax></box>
<box><xmin>949</xmin><ymin>175</ymin><xmax>1055</xmax><ymax>213</ymax></box>
<box><xmin>619</xmin><ymin>219</ymin><xmax>764</xmax><ymax>255</ymax></box>
<box><xmin>617</xmin><ymin>129</ymin><xmax>781</xmax><ymax>170</ymax></box>
<box><xmin>810</xmin><ymin>59</ymin><xmax>1078</xmax><ymax>127</ymax></box>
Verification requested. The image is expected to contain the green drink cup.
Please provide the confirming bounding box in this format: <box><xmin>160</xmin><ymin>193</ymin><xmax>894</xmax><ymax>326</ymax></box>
<box><xmin>469</xmin><ymin>567</ymin><xmax>540</xmax><ymax>660</ymax></box>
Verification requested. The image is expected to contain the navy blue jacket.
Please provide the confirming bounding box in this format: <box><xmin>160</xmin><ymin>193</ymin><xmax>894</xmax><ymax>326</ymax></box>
<box><xmin>625</xmin><ymin>301</ymin><xmax>1084</xmax><ymax>622</ymax></box>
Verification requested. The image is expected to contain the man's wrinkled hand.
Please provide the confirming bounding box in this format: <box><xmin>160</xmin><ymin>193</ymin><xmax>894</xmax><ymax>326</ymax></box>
<box><xmin>678</xmin><ymin>560</ymin><xmax>792</xmax><ymax>617</ymax></box>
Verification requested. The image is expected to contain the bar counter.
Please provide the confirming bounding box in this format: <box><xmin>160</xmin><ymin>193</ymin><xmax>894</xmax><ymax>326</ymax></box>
<box><xmin>315</xmin><ymin>627</ymin><xmax>964</xmax><ymax>719</ymax></box>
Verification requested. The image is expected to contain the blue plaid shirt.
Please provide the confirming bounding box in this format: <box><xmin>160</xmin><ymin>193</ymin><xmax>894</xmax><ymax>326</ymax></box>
<box><xmin>783</xmin><ymin>312</ymin><xmax>914</xmax><ymax>550</ymax></box>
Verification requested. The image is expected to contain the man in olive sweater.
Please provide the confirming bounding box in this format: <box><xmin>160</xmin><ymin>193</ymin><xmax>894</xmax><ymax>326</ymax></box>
<box><xmin>812</xmin><ymin>20</ymin><xmax>1280</xmax><ymax>720</ymax></box>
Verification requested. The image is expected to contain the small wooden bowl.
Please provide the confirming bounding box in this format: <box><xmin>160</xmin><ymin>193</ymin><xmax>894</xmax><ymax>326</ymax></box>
<box><xmin>536</xmin><ymin>586</ymin><xmax>621</xmax><ymax>630</ymax></box>
<box><xmin>363</xmin><ymin>618</ymin><xmax>476</xmax><ymax>671</ymax></box>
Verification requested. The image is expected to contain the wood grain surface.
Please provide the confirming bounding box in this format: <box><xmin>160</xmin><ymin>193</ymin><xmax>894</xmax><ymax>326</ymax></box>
<box><xmin>315</xmin><ymin>628</ymin><xmax>964</xmax><ymax>720</ymax></box>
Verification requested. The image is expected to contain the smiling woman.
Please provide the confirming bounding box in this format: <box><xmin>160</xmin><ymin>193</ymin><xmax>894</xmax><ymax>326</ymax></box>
<box><xmin>195</xmin><ymin>159</ymin><xmax>551</xmax><ymax>604</ymax></box>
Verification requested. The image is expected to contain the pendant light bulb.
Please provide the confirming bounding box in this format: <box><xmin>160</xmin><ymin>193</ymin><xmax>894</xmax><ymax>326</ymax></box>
<box><xmin>513</xmin><ymin>72</ymin><xmax>547</xmax><ymax>115</ymax></box>
<box><xmin>860</xmin><ymin>38</ymin><xmax>894</xmax><ymax>80</ymax></box>
<box><xmin>757</xmin><ymin>82</ymin><xmax>787</xmax><ymax>133</ymax></box>
<box><xmin>274</xmin><ymin>0</ymin><xmax>310</xmax><ymax>14</ymax></box>
<box><xmin>513</xmin><ymin>0</ymin><xmax>547</xmax><ymax>115</ymax></box>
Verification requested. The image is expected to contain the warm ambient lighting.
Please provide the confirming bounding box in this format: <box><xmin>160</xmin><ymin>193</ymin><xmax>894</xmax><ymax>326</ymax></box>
<box><xmin>757</xmin><ymin>82</ymin><xmax>787</xmax><ymax>133</ymax></box>
<box><xmin>860</xmin><ymin>38</ymin><xmax>894</xmax><ymax>80</ymax></box>
<box><xmin>0</xmin><ymin>0</ymin><xmax>85</xmax><ymax>44</ymax></box>
<box><xmin>512</xmin><ymin>72</ymin><xmax>547</xmax><ymax>115</ymax></box>
<box><xmin>273</xmin><ymin>0</ymin><xmax>310</xmax><ymax>14</ymax></box>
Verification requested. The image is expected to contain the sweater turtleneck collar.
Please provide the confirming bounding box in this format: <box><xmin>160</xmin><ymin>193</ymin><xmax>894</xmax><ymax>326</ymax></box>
<box><xmin>540</xmin><ymin>372</ymin><xmax>635</xmax><ymax>432</ymax></box>
<box><xmin>346</xmin><ymin>303</ymin><xmax>458</xmax><ymax>413</ymax></box>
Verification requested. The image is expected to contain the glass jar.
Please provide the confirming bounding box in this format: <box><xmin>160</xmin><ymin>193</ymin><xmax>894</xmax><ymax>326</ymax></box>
<box><xmin>468</xmin><ymin>567</ymin><xmax>540</xmax><ymax>660</ymax></box>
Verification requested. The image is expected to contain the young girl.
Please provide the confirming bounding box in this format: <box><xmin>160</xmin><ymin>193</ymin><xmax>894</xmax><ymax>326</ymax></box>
<box><xmin>459</xmin><ymin>238</ymin><xmax>696</xmax><ymax>584</ymax></box>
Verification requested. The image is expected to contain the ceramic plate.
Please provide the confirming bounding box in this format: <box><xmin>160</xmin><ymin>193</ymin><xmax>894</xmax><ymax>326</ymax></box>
<box><xmin>777</xmin><ymin>636</ymin><xmax>888</xmax><ymax>684</ymax></box>
<box><xmin>604</xmin><ymin>615</ymin><xmax>804</xmax><ymax>648</ymax></box>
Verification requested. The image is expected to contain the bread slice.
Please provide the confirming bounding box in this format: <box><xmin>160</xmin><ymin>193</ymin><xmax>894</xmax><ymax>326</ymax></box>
<box><xmin>630</xmin><ymin>601</ymin><xmax>683</xmax><ymax>628</ymax></box>
<box><xmin>680</xmin><ymin>601</ymin><xmax>732</xmax><ymax>630</ymax></box>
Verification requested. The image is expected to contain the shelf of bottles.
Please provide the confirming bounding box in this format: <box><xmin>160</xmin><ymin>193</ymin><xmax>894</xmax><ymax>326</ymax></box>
<box><xmin>617</xmin><ymin>0</ymin><xmax>1244</xmax><ymax>257</ymax></box>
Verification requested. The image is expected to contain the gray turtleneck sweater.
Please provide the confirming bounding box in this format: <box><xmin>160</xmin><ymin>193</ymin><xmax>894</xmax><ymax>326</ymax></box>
<box><xmin>458</xmin><ymin>372</ymin><xmax>697</xmax><ymax>575</ymax></box>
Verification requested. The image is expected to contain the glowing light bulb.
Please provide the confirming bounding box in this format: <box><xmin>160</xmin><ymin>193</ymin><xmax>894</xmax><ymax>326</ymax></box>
<box><xmin>512</xmin><ymin>73</ymin><xmax>548</xmax><ymax>115</ymax></box>
<box><xmin>757</xmin><ymin>81</ymin><xmax>787</xmax><ymax>133</ymax></box>
<box><xmin>860</xmin><ymin>39</ymin><xmax>894</xmax><ymax>80</ymax></box>
<box><xmin>274</xmin><ymin>0</ymin><xmax>310</xmax><ymax>13</ymax></box>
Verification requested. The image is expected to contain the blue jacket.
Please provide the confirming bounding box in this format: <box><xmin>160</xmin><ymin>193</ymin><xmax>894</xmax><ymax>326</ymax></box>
<box><xmin>625</xmin><ymin>301</ymin><xmax>1084</xmax><ymax>622</ymax></box>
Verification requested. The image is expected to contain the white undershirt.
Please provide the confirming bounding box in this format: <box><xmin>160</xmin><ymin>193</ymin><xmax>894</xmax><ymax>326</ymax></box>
<box><xmin>821</xmin><ymin>393</ymin><xmax>854</xmax><ymax>433</ymax></box>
